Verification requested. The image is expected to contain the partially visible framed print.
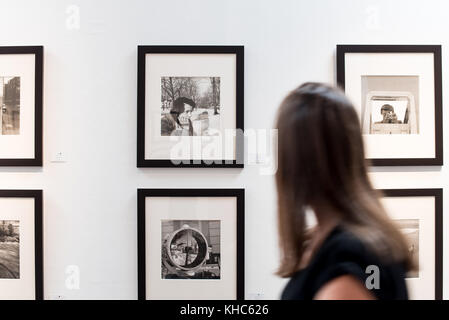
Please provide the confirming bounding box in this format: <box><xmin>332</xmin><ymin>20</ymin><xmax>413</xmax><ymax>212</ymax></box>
<box><xmin>337</xmin><ymin>45</ymin><xmax>442</xmax><ymax>166</ymax></box>
<box><xmin>380</xmin><ymin>188</ymin><xmax>442</xmax><ymax>300</ymax></box>
<box><xmin>138</xmin><ymin>189</ymin><xmax>244</xmax><ymax>300</ymax></box>
<box><xmin>0</xmin><ymin>190</ymin><xmax>43</xmax><ymax>300</ymax></box>
<box><xmin>0</xmin><ymin>47</ymin><xmax>43</xmax><ymax>166</ymax></box>
<box><xmin>137</xmin><ymin>46</ymin><xmax>244</xmax><ymax>168</ymax></box>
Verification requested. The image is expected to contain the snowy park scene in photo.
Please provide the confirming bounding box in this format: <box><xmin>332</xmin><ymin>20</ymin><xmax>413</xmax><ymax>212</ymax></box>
<box><xmin>160</xmin><ymin>77</ymin><xmax>220</xmax><ymax>136</ymax></box>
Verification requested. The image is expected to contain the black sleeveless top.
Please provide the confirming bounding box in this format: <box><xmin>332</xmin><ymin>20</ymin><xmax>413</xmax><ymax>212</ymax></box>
<box><xmin>281</xmin><ymin>225</ymin><xmax>409</xmax><ymax>300</ymax></box>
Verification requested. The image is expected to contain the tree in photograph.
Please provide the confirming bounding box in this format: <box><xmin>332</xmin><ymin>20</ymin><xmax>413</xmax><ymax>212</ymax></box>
<box><xmin>184</xmin><ymin>78</ymin><xmax>200</xmax><ymax>105</ymax></box>
<box><xmin>161</xmin><ymin>77</ymin><xmax>177</xmax><ymax>102</ymax></box>
<box><xmin>0</xmin><ymin>221</ymin><xmax>5</xmax><ymax>237</ymax></box>
<box><xmin>162</xmin><ymin>77</ymin><xmax>199</xmax><ymax>105</ymax></box>
<box><xmin>161</xmin><ymin>77</ymin><xmax>220</xmax><ymax>112</ymax></box>
<box><xmin>210</xmin><ymin>77</ymin><xmax>220</xmax><ymax>115</ymax></box>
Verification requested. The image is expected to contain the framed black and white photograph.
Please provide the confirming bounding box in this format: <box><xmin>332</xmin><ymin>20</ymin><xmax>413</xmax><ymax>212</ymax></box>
<box><xmin>380</xmin><ymin>188</ymin><xmax>442</xmax><ymax>300</ymax></box>
<box><xmin>137</xmin><ymin>46</ymin><xmax>244</xmax><ymax>168</ymax></box>
<box><xmin>337</xmin><ymin>45</ymin><xmax>442</xmax><ymax>166</ymax></box>
<box><xmin>138</xmin><ymin>189</ymin><xmax>244</xmax><ymax>300</ymax></box>
<box><xmin>0</xmin><ymin>47</ymin><xmax>43</xmax><ymax>166</ymax></box>
<box><xmin>0</xmin><ymin>190</ymin><xmax>43</xmax><ymax>300</ymax></box>
<box><xmin>161</xmin><ymin>219</ymin><xmax>221</xmax><ymax>280</ymax></box>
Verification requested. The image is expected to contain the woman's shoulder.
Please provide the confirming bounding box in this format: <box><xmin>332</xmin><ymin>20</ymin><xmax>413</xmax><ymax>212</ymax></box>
<box><xmin>320</xmin><ymin>226</ymin><xmax>368</xmax><ymax>255</ymax></box>
<box><xmin>311</xmin><ymin>225</ymin><xmax>408</xmax><ymax>299</ymax></box>
<box><xmin>161</xmin><ymin>114</ymin><xmax>176</xmax><ymax>134</ymax></box>
<box><xmin>315</xmin><ymin>225</ymin><xmax>385</xmax><ymax>268</ymax></box>
<box><xmin>282</xmin><ymin>225</ymin><xmax>408</xmax><ymax>300</ymax></box>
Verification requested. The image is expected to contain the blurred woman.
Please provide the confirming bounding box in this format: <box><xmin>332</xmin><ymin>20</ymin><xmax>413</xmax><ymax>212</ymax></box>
<box><xmin>276</xmin><ymin>83</ymin><xmax>413</xmax><ymax>300</ymax></box>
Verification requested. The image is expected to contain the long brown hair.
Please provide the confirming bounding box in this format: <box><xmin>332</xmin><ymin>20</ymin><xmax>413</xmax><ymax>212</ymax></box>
<box><xmin>275</xmin><ymin>82</ymin><xmax>413</xmax><ymax>277</ymax></box>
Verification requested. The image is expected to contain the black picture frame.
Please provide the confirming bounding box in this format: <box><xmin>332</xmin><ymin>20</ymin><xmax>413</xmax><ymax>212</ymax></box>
<box><xmin>0</xmin><ymin>189</ymin><xmax>43</xmax><ymax>300</ymax></box>
<box><xmin>0</xmin><ymin>46</ymin><xmax>43</xmax><ymax>167</ymax></box>
<box><xmin>380</xmin><ymin>188</ymin><xmax>442</xmax><ymax>300</ymax></box>
<box><xmin>137</xmin><ymin>188</ymin><xmax>245</xmax><ymax>300</ymax></box>
<box><xmin>137</xmin><ymin>45</ymin><xmax>244</xmax><ymax>168</ymax></box>
<box><xmin>336</xmin><ymin>45</ymin><xmax>443</xmax><ymax>166</ymax></box>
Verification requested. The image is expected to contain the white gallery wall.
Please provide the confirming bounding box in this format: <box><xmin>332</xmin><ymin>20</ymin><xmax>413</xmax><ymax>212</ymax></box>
<box><xmin>0</xmin><ymin>0</ymin><xmax>448</xmax><ymax>299</ymax></box>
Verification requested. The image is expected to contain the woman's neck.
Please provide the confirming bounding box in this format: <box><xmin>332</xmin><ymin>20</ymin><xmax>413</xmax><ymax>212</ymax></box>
<box><xmin>312</xmin><ymin>203</ymin><xmax>342</xmax><ymax>234</ymax></box>
<box><xmin>298</xmin><ymin>204</ymin><xmax>342</xmax><ymax>269</ymax></box>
